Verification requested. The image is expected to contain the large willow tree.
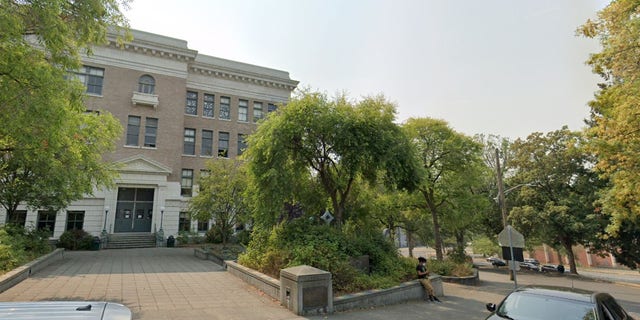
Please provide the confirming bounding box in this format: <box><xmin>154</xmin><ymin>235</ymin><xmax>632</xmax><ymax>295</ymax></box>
<box><xmin>578</xmin><ymin>0</ymin><xmax>640</xmax><ymax>269</ymax></box>
<box><xmin>244</xmin><ymin>90</ymin><xmax>421</xmax><ymax>228</ymax></box>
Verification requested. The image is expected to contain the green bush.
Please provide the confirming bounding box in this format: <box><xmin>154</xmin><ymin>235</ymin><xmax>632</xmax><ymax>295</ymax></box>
<box><xmin>57</xmin><ymin>229</ymin><xmax>93</xmax><ymax>250</ymax></box>
<box><xmin>0</xmin><ymin>224</ymin><xmax>51</xmax><ymax>273</ymax></box>
<box><xmin>427</xmin><ymin>259</ymin><xmax>474</xmax><ymax>277</ymax></box>
<box><xmin>238</xmin><ymin>219</ymin><xmax>415</xmax><ymax>293</ymax></box>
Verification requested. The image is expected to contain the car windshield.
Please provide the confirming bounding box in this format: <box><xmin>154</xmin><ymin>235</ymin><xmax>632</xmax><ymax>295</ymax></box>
<box><xmin>497</xmin><ymin>291</ymin><xmax>596</xmax><ymax>320</ymax></box>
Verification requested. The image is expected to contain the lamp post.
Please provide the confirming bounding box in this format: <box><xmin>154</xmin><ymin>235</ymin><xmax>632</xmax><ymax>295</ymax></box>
<box><xmin>103</xmin><ymin>206</ymin><xmax>109</xmax><ymax>232</ymax></box>
<box><xmin>102</xmin><ymin>206</ymin><xmax>110</xmax><ymax>249</ymax></box>
<box><xmin>157</xmin><ymin>206</ymin><xmax>165</xmax><ymax>247</ymax></box>
<box><xmin>160</xmin><ymin>206</ymin><xmax>165</xmax><ymax>231</ymax></box>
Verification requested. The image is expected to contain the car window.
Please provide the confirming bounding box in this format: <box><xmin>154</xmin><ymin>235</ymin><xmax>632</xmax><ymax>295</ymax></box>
<box><xmin>498</xmin><ymin>292</ymin><xmax>596</xmax><ymax>320</ymax></box>
<box><xmin>601</xmin><ymin>296</ymin><xmax>629</xmax><ymax>320</ymax></box>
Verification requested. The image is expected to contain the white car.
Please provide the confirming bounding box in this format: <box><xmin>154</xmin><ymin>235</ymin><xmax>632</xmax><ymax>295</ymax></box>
<box><xmin>0</xmin><ymin>301</ymin><xmax>132</xmax><ymax>319</ymax></box>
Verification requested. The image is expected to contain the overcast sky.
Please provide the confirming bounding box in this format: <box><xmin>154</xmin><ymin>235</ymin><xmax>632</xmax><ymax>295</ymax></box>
<box><xmin>124</xmin><ymin>0</ymin><xmax>609</xmax><ymax>140</ymax></box>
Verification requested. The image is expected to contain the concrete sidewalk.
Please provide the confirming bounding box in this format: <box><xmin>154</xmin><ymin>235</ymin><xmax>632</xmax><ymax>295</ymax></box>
<box><xmin>0</xmin><ymin>248</ymin><xmax>304</xmax><ymax>320</ymax></box>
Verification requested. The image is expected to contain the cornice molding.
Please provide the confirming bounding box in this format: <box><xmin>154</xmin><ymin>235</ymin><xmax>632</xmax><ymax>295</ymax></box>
<box><xmin>189</xmin><ymin>65</ymin><xmax>298</xmax><ymax>91</ymax></box>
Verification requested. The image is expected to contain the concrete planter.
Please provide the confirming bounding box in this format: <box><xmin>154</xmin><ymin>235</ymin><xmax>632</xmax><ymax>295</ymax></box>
<box><xmin>0</xmin><ymin>249</ymin><xmax>65</xmax><ymax>293</ymax></box>
<box><xmin>440</xmin><ymin>268</ymin><xmax>480</xmax><ymax>286</ymax></box>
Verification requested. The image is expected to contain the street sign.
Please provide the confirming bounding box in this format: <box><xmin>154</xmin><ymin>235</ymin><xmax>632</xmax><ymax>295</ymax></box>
<box><xmin>498</xmin><ymin>225</ymin><xmax>524</xmax><ymax>248</ymax></box>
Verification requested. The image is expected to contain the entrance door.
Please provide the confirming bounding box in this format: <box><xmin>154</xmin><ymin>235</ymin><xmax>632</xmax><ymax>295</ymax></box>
<box><xmin>114</xmin><ymin>187</ymin><xmax>154</xmax><ymax>233</ymax></box>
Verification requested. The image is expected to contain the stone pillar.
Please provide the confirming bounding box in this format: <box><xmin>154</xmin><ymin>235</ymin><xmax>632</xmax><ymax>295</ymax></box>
<box><xmin>280</xmin><ymin>265</ymin><xmax>333</xmax><ymax>315</ymax></box>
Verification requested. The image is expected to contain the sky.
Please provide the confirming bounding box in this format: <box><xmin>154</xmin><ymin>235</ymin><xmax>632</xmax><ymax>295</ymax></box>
<box><xmin>124</xmin><ymin>0</ymin><xmax>609</xmax><ymax>140</ymax></box>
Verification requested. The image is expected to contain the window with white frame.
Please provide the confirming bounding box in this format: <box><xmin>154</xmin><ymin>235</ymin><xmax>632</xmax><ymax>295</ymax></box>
<box><xmin>73</xmin><ymin>65</ymin><xmax>104</xmax><ymax>95</ymax></box>
<box><xmin>186</xmin><ymin>91</ymin><xmax>198</xmax><ymax>115</ymax></box>
<box><xmin>218</xmin><ymin>131</ymin><xmax>229</xmax><ymax>157</ymax></box>
<box><xmin>181</xmin><ymin>169</ymin><xmax>193</xmax><ymax>197</ymax></box>
<box><xmin>183</xmin><ymin>128</ymin><xmax>196</xmax><ymax>155</ymax></box>
<box><xmin>144</xmin><ymin>117</ymin><xmax>158</xmax><ymax>148</ymax></box>
<box><xmin>253</xmin><ymin>101</ymin><xmax>263</xmax><ymax>122</ymax></box>
<box><xmin>201</xmin><ymin>129</ymin><xmax>213</xmax><ymax>156</ymax></box>
<box><xmin>138</xmin><ymin>75</ymin><xmax>155</xmax><ymax>94</ymax></box>
<box><xmin>126</xmin><ymin>116</ymin><xmax>141</xmax><ymax>146</ymax></box>
<box><xmin>238</xmin><ymin>99</ymin><xmax>248</xmax><ymax>122</ymax></box>
<box><xmin>203</xmin><ymin>93</ymin><xmax>215</xmax><ymax>118</ymax></box>
<box><xmin>219</xmin><ymin>96</ymin><xmax>231</xmax><ymax>120</ymax></box>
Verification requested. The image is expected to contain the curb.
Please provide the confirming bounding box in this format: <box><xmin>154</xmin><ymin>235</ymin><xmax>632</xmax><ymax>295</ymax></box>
<box><xmin>0</xmin><ymin>248</ymin><xmax>65</xmax><ymax>293</ymax></box>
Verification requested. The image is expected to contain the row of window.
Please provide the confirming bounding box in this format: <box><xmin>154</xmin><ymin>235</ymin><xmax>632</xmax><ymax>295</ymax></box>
<box><xmin>186</xmin><ymin>91</ymin><xmax>277</xmax><ymax>122</ymax></box>
<box><xmin>5</xmin><ymin>210</ymin><xmax>212</xmax><ymax>236</ymax></box>
<box><xmin>183</xmin><ymin>128</ymin><xmax>247</xmax><ymax>157</ymax></box>
<box><xmin>6</xmin><ymin>210</ymin><xmax>84</xmax><ymax>237</ymax></box>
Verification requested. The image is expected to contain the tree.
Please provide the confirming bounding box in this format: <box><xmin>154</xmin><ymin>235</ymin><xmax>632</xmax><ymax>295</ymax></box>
<box><xmin>0</xmin><ymin>0</ymin><xmax>129</xmax><ymax>216</ymax></box>
<box><xmin>403</xmin><ymin>118</ymin><xmax>485</xmax><ymax>260</ymax></box>
<box><xmin>245</xmin><ymin>90</ymin><xmax>421</xmax><ymax>228</ymax></box>
<box><xmin>190</xmin><ymin>160</ymin><xmax>249</xmax><ymax>246</ymax></box>
<box><xmin>578</xmin><ymin>0</ymin><xmax>640</xmax><ymax>269</ymax></box>
<box><xmin>507</xmin><ymin>128</ymin><xmax>605</xmax><ymax>274</ymax></box>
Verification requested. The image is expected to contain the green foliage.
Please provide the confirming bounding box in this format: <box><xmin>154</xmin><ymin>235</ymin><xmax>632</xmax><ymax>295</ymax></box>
<box><xmin>427</xmin><ymin>259</ymin><xmax>474</xmax><ymax>277</ymax></box>
<box><xmin>403</xmin><ymin>118</ymin><xmax>489</xmax><ymax>260</ymax></box>
<box><xmin>190</xmin><ymin>160</ymin><xmax>249</xmax><ymax>246</ymax></box>
<box><xmin>0</xmin><ymin>225</ymin><xmax>51</xmax><ymax>273</ymax></box>
<box><xmin>238</xmin><ymin>219</ymin><xmax>414</xmax><ymax>293</ymax></box>
<box><xmin>471</xmin><ymin>236</ymin><xmax>499</xmax><ymax>257</ymax></box>
<box><xmin>57</xmin><ymin>229</ymin><xmax>93</xmax><ymax>250</ymax></box>
<box><xmin>244</xmin><ymin>90</ymin><xmax>421</xmax><ymax>228</ymax></box>
<box><xmin>578</xmin><ymin>0</ymin><xmax>640</xmax><ymax>269</ymax></box>
<box><xmin>0</xmin><ymin>0</ymin><xmax>128</xmax><ymax>217</ymax></box>
<box><xmin>508</xmin><ymin>128</ymin><xmax>606</xmax><ymax>273</ymax></box>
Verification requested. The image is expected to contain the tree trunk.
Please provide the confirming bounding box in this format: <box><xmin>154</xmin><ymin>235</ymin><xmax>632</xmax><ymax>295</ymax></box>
<box><xmin>562</xmin><ymin>240</ymin><xmax>578</xmax><ymax>274</ymax></box>
<box><xmin>423</xmin><ymin>189</ymin><xmax>443</xmax><ymax>260</ymax></box>
<box><xmin>407</xmin><ymin>230</ymin><xmax>415</xmax><ymax>258</ymax></box>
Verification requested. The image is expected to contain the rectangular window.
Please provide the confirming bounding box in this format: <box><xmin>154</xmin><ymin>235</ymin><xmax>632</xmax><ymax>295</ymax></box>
<box><xmin>220</xmin><ymin>96</ymin><xmax>231</xmax><ymax>120</ymax></box>
<box><xmin>179</xmin><ymin>212</ymin><xmax>191</xmax><ymax>232</ymax></box>
<box><xmin>253</xmin><ymin>102</ymin><xmax>263</xmax><ymax>123</ymax></box>
<box><xmin>197</xmin><ymin>220</ymin><xmax>209</xmax><ymax>232</ymax></box>
<box><xmin>74</xmin><ymin>66</ymin><xmax>104</xmax><ymax>95</ymax></box>
<box><xmin>183</xmin><ymin>128</ymin><xmax>196</xmax><ymax>155</ymax></box>
<box><xmin>201</xmin><ymin>129</ymin><xmax>213</xmax><ymax>156</ymax></box>
<box><xmin>238</xmin><ymin>133</ymin><xmax>247</xmax><ymax>156</ymax></box>
<box><xmin>144</xmin><ymin>117</ymin><xmax>158</xmax><ymax>148</ymax></box>
<box><xmin>203</xmin><ymin>94</ymin><xmax>215</xmax><ymax>118</ymax></box>
<box><xmin>66</xmin><ymin>211</ymin><xmax>85</xmax><ymax>231</ymax></box>
<box><xmin>181</xmin><ymin>169</ymin><xmax>193</xmax><ymax>197</ymax></box>
<box><xmin>238</xmin><ymin>99</ymin><xmax>248</xmax><ymax>122</ymax></box>
<box><xmin>186</xmin><ymin>91</ymin><xmax>198</xmax><ymax>115</ymax></box>
<box><xmin>268</xmin><ymin>103</ymin><xmax>277</xmax><ymax>113</ymax></box>
<box><xmin>6</xmin><ymin>210</ymin><xmax>26</xmax><ymax>226</ymax></box>
<box><xmin>37</xmin><ymin>210</ymin><xmax>56</xmax><ymax>237</ymax></box>
<box><xmin>126</xmin><ymin>116</ymin><xmax>141</xmax><ymax>146</ymax></box>
<box><xmin>218</xmin><ymin>131</ymin><xmax>229</xmax><ymax>158</ymax></box>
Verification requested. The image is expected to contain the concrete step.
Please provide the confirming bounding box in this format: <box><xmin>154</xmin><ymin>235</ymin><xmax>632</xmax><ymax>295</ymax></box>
<box><xmin>106</xmin><ymin>233</ymin><xmax>156</xmax><ymax>249</ymax></box>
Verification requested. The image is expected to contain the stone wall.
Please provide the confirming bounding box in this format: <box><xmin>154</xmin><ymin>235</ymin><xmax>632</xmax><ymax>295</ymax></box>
<box><xmin>0</xmin><ymin>249</ymin><xmax>65</xmax><ymax>293</ymax></box>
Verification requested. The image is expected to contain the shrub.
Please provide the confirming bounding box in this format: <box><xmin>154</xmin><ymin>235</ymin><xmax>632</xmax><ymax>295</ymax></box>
<box><xmin>427</xmin><ymin>259</ymin><xmax>474</xmax><ymax>277</ymax></box>
<box><xmin>57</xmin><ymin>229</ymin><xmax>93</xmax><ymax>250</ymax></box>
<box><xmin>238</xmin><ymin>219</ymin><xmax>415</xmax><ymax>293</ymax></box>
<box><xmin>0</xmin><ymin>224</ymin><xmax>51</xmax><ymax>273</ymax></box>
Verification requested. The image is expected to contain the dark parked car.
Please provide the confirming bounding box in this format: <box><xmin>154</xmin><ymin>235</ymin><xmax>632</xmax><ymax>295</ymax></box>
<box><xmin>519</xmin><ymin>262</ymin><xmax>540</xmax><ymax>271</ymax></box>
<box><xmin>485</xmin><ymin>285</ymin><xmax>635</xmax><ymax>320</ymax></box>
<box><xmin>541</xmin><ymin>263</ymin><xmax>565</xmax><ymax>273</ymax></box>
<box><xmin>486</xmin><ymin>257</ymin><xmax>507</xmax><ymax>267</ymax></box>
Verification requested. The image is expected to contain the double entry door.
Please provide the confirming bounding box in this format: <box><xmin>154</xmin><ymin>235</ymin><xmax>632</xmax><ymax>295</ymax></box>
<box><xmin>114</xmin><ymin>187</ymin><xmax>154</xmax><ymax>233</ymax></box>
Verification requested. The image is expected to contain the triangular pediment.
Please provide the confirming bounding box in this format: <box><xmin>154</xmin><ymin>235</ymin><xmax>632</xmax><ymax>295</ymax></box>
<box><xmin>115</xmin><ymin>155</ymin><xmax>172</xmax><ymax>176</ymax></box>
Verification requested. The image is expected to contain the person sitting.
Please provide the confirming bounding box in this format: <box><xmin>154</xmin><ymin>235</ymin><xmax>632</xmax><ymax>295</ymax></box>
<box><xmin>416</xmin><ymin>256</ymin><xmax>440</xmax><ymax>302</ymax></box>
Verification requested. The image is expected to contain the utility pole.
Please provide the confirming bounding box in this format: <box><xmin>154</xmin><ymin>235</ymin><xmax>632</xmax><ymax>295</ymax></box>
<box><xmin>495</xmin><ymin>148</ymin><xmax>508</xmax><ymax>227</ymax></box>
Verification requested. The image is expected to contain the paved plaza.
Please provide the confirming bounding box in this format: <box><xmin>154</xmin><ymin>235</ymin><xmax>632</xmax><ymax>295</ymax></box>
<box><xmin>0</xmin><ymin>247</ymin><xmax>638</xmax><ymax>320</ymax></box>
<box><xmin>0</xmin><ymin>248</ymin><xmax>304</xmax><ymax>320</ymax></box>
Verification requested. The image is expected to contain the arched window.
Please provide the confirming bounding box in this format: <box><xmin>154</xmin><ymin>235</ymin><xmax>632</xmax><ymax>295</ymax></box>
<box><xmin>138</xmin><ymin>75</ymin><xmax>155</xmax><ymax>94</ymax></box>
